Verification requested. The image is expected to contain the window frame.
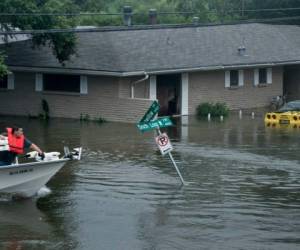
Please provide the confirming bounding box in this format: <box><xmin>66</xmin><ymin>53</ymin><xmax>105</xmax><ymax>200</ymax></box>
<box><xmin>43</xmin><ymin>73</ymin><xmax>81</xmax><ymax>93</ymax></box>
<box><xmin>225</xmin><ymin>70</ymin><xmax>244</xmax><ymax>88</ymax></box>
<box><xmin>254</xmin><ymin>68</ymin><xmax>272</xmax><ymax>86</ymax></box>
<box><xmin>36</xmin><ymin>73</ymin><xmax>88</xmax><ymax>94</ymax></box>
<box><xmin>259</xmin><ymin>68</ymin><xmax>267</xmax><ymax>84</ymax></box>
<box><xmin>0</xmin><ymin>75</ymin><xmax>8</xmax><ymax>89</ymax></box>
<box><xmin>0</xmin><ymin>73</ymin><xmax>14</xmax><ymax>90</ymax></box>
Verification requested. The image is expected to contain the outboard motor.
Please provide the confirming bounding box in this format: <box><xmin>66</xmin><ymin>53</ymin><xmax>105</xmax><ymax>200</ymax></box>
<box><xmin>64</xmin><ymin>146</ymin><xmax>82</xmax><ymax>160</ymax></box>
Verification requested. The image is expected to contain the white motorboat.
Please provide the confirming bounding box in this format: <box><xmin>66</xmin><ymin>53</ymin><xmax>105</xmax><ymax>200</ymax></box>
<box><xmin>0</xmin><ymin>147</ymin><xmax>82</xmax><ymax>198</ymax></box>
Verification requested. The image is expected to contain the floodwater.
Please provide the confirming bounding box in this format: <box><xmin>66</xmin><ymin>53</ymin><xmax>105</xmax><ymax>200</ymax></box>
<box><xmin>0</xmin><ymin>115</ymin><xmax>300</xmax><ymax>250</ymax></box>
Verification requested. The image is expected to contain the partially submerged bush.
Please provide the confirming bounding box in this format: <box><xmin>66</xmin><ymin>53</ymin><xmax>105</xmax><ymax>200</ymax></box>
<box><xmin>80</xmin><ymin>113</ymin><xmax>90</xmax><ymax>122</ymax></box>
<box><xmin>94</xmin><ymin>117</ymin><xmax>106</xmax><ymax>124</ymax></box>
<box><xmin>80</xmin><ymin>114</ymin><xmax>107</xmax><ymax>124</ymax></box>
<box><xmin>213</xmin><ymin>102</ymin><xmax>229</xmax><ymax>117</ymax></box>
<box><xmin>196</xmin><ymin>102</ymin><xmax>229</xmax><ymax>117</ymax></box>
<box><xmin>39</xmin><ymin>99</ymin><xmax>50</xmax><ymax>120</ymax></box>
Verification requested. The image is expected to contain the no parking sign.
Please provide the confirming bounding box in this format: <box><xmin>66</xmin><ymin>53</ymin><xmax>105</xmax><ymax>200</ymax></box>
<box><xmin>155</xmin><ymin>133</ymin><xmax>173</xmax><ymax>156</ymax></box>
<box><xmin>137</xmin><ymin>101</ymin><xmax>185</xmax><ymax>185</ymax></box>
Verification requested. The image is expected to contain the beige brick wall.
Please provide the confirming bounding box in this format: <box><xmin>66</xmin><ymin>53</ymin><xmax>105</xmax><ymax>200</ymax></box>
<box><xmin>118</xmin><ymin>77</ymin><xmax>149</xmax><ymax>99</ymax></box>
<box><xmin>189</xmin><ymin>67</ymin><xmax>283</xmax><ymax>114</ymax></box>
<box><xmin>0</xmin><ymin>72</ymin><xmax>152</xmax><ymax>123</ymax></box>
<box><xmin>0</xmin><ymin>68</ymin><xmax>283</xmax><ymax>122</ymax></box>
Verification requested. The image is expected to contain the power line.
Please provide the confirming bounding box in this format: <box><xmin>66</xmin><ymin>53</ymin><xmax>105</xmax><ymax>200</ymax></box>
<box><xmin>1</xmin><ymin>15</ymin><xmax>300</xmax><ymax>35</ymax></box>
<box><xmin>0</xmin><ymin>12</ymin><xmax>122</xmax><ymax>16</ymax></box>
<box><xmin>227</xmin><ymin>7</ymin><xmax>300</xmax><ymax>13</ymax></box>
<box><xmin>0</xmin><ymin>7</ymin><xmax>300</xmax><ymax>17</ymax></box>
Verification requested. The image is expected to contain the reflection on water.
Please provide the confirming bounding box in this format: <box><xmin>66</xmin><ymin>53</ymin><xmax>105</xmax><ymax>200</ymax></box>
<box><xmin>0</xmin><ymin>199</ymin><xmax>52</xmax><ymax>249</ymax></box>
<box><xmin>0</xmin><ymin>115</ymin><xmax>300</xmax><ymax>250</ymax></box>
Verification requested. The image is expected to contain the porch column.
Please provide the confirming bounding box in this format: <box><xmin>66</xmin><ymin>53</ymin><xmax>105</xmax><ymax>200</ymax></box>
<box><xmin>149</xmin><ymin>75</ymin><xmax>157</xmax><ymax>100</ymax></box>
<box><xmin>181</xmin><ymin>73</ymin><xmax>189</xmax><ymax>115</ymax></box>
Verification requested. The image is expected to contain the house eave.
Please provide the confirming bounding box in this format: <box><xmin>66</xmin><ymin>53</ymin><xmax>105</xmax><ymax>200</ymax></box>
<box><xmin>147</xmin><ymin>60</ymin><xmax>300</xmax><ymax>75</ymax></box>
<box><xmin>8</xmin><ymin>66</ymin><xmax>146</xmax><ymax>77</ymax></box>
<box><xmin>9</xmin><ymin>60</ymin><xmax>300</xmax><ymax>77</ymax></box>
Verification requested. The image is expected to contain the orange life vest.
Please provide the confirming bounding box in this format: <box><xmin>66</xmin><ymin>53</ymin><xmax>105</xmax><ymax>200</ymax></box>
<box><xmin>7</xmin><ymin>127</ymin><xmax>24</xmax><ymax>154</ymax></box>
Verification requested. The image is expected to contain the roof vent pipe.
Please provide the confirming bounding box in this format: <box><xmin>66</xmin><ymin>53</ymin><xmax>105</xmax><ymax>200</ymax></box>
<box><xmin>238</xmin><ymin>46</ymin><xmax>246</xmax><ymax>56</ymax></box>
<box><xmin>149</xmin><ymin>9</ymin><xmax>157</xmax><ymax>25</ymax></box>
<box><xmin>123</xmin><ymin>6</ymin><xmax>132</xmax><ymax>26</ymax></box>
<box><xmin>192</xmin><ymin>16</ymin><xmax>199</xmax><ymax>25</ymax></box>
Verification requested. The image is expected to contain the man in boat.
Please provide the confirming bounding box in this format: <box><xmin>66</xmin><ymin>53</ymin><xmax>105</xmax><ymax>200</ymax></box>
<box><xmin>0</xmin><ymin>127</ymin><xmax>45</xmax><ymax>166</ymax></box>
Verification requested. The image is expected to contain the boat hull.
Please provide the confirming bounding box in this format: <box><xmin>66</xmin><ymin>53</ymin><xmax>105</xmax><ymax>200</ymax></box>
<box><xmin>0</xmin><ymin>159</ymin><xmax>69</xmax><ymax>197</ymax></box>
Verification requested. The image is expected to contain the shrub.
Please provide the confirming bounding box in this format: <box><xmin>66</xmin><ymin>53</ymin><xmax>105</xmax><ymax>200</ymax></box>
<box><xmin>197</xmin><ymin>102</ymin><xmax>229</xmax><ymax>117</ymax></box>
<box><xmin>80</xmin><ymin>113</ymin><xmax>90</xmax><ymax>122</ymax></box>
<box><xmin>196</xmin><ymin>102</ymin><xmax>213</xmax><ymax>117</ymax></box>
<box><xmin>94</xmin><ymin>117</ymin><xmax>106</xmax><ymax>123</ymax></box>
<box><xmin>39</xmin><ymin>99</ymin><xmax>50</xmax><ymax>120</ymax></box>
<box><xmin>212</xmin><ymin>102</ymin><xmax>229</xmax><ymax>117</ymax></box>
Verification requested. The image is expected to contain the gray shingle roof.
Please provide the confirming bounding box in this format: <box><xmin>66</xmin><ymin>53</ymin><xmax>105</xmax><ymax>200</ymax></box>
<box><xmin>2</xmin><ymin>23</ymin><xmax>300</xmax><ymax>75</ymax></box>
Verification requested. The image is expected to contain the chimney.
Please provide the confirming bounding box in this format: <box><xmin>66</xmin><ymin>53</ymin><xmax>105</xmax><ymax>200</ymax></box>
<box><xmin>123</xmin><ymin>6</ymin><xmax>132</xmax><ymax>26</ymax></box>
<box><xmin>238</xmin><ymin>46</ymin><xmax>246</xmax><ymax>56</ymax></box>
<box><xmin>149</xmin><ymin>9</ymin><xmax>157</xmax><ymax>25</ymax></box>
<box><xmin>192</xmin><ymin>16</ymin><xmax>199</xmax><ymax>25</ymax></box>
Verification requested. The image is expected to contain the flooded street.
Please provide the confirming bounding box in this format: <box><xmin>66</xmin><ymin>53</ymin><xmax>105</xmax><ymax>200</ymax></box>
<box><xmin>0</xmin><ymin>115</ymin><xmax>300</xmax><ymax>250</ymax></box>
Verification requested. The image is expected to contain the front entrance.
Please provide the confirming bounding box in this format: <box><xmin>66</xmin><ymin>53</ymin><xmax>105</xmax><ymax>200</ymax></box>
<box><xmin>283</xmin><ymin>65</ymin><xmax>300</xmax><ymax>101</ymax></box>
<box><xmin>157</xmin><ymin>74</ymin><xmax>181</xmax><ymax>116</ymax></box>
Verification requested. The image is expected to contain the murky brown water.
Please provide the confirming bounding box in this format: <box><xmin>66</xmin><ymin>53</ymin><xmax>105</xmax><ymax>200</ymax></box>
<box><xmin>0</xmin><ymin>115</ymin><xmax>300</xmax><ymax>250</ymax></box>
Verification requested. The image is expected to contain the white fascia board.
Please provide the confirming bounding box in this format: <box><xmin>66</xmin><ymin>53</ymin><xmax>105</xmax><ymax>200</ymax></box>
<box><xmin>8</xmin><ymin>60</ymin><xmax>300</xmax><ymax>77</ymax></box>
<box><xmin>146</xmin><ymin>61</ymin><xmax>300</xmax><ymax>75</ymax></box>
<box><xmin>9</xmin><ymin>66</ymin><xmax>146</xmax><ymax>77</ymax></box>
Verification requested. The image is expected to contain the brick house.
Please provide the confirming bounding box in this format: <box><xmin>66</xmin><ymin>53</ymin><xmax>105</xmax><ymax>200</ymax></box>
<box><xmin>1</xmin><ymin>23</ymin><xmax>300</xmax><ymax>122</ymax></box>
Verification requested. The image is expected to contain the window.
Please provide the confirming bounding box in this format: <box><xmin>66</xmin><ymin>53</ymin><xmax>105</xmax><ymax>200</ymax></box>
<box><xmin>254</xmin><ymin>68</ymin><xmax>272</xmax><ymax>86</ymax></box>
<box><xmin>230</xmin><ymin>70</ymin><xmax>239</xmax><ymax>87</ymax></box>
<box><xmin>259</xmin><ymin>68</ymin><xmax>267</xmax><ymax>84</ymax></box>
<box><xmin>0</xmin><ymin>74</ymin><xmax>14</xmax><ymax>90</ymax></box>
<box><xmin>43</xmin><ymin>74</ymin><xmax>80</xmax><ymax>93</ymax></box>
<box><xmin>225</xmin><ymin>70</ymin><xmax>244</xmax><ymax>88</ymax></box>
<box><xmin>0</xmin><ymin>75</ymin><xmax>7</xmax><ymax>89</ymax></box>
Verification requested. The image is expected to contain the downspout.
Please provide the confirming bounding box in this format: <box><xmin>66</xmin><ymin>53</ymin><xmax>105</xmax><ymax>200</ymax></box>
<box><xmin>130</xmin><ymin>72</ymin><xmax>149</xmax><ymax>99</ymax></box>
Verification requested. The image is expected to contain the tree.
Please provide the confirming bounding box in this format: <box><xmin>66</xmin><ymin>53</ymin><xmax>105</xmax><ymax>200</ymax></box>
<box><xmin>0</xmin><ymin>0</ymin><xmax>79</xmax><ymax>77</ymax></box>
<box><xmin>2</xmin><ymin>0</ymin><xmax>300</xmax><ymax>78</ymax></box>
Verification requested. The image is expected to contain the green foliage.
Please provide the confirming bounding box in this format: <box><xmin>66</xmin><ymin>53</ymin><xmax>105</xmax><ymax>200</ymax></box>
<box><xmin>0</xmin><ymin>0</ymin><xmax>79</xmax><ymax>63</ymax></box>
<box><xmin>94</xmin><ymin>116</ymin><xmax>107</xmax><ymax>123</ymax></box>
<box><xmin>73</xmin><ymin>0</ymin><xmax>300</xmax><ymax>25</ymax></box>
<box><xmin>213</xmin><ymin>102</ymin><xmax>229</xmax><ymax>117</ymax></box>
<box><xmin>80</xmin><ymin>113</ymin><xmax>106</xmax><ymax>123</ymax></box>
<box><xmin>39</xmin><ymin>99</ymin><xmax>50</xmax><ymax>120</ymax></box>
<box><xmin>80</xmin><ymin>113</ymin><xmax>90</xmax><ymax>122</ymax></box>
<box><xmin>1</xmin><ymin>0</ymin><xmax>300</xmax><ymax>70</ymax></box>
<box><xmin>196</xmin><ymin>102</ymin><xmax>213</xmax><ymax>117</ymax></box>
<box><xmin>197</xmin><ymin>102</ymin><xmax>229</xmax><ymax>117</ymax></box>
<box><xmin>0</xmin><ymin>53</ymin><xmax>9</xmax><ymax>78</ymax></box>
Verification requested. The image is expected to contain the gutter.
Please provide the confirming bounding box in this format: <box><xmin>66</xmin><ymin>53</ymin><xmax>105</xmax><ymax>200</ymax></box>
<box><xmin>130</xmin><ymin>72</ymin><xmax>149</xmax><ymax>98</ymax></box>
<box><xmin>9</xmin><ymin>60</ymin><xmax>300</xmax><ymax>77</ymax></box>
<box><xmin>146</xmin><ymin>60</ymin><xmax>300</xmax><ymax>75</ymax></box>
<box><xmin>8</xmin><ymin>66</ymin><xmax>146</xmax><ymax>77</ymax></box>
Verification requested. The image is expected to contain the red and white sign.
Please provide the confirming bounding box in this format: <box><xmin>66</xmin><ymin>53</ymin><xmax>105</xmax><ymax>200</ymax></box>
<box><xmin>155</xmin><ymin>133</ymin><xmax>173</xmax><ymax>155</ymax></box>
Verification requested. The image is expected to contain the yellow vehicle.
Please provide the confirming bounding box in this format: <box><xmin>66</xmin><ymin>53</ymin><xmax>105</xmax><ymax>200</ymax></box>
<box><xmin>264</xmin><ymin>101</ymin><xmax>300</xmax><ymax>127</ymax></box>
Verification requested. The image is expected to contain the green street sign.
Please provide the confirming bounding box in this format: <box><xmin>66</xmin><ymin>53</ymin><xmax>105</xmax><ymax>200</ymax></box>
<box><xmin>139</xmin><ymin>101</ymin><xmax>160</xmax><ymax>124</ymax></box>
<box><xmin>137</xmin><ymin>117</ymin><xmax>173</xmax><ymax>132</ymax></box>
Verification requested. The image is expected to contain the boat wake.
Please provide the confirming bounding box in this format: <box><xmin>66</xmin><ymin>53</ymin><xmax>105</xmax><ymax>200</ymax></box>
<box><xmin>36</xmin><ymin>186</ymin><xmax>52</xmax><ymax>197</ymax></box>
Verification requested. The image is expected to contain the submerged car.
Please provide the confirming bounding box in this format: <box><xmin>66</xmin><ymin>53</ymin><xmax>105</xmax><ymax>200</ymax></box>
<box><xmin>264</xmin><ymin>100</ymin><xmax>300</xmax><ymax>127</ymax></box>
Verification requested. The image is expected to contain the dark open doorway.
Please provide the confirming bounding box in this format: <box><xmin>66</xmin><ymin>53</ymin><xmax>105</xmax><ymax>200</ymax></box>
<box><xmin>157</xmin><ymin>74</ymin><xmax>181</xmax><ymax>116</ymax></box>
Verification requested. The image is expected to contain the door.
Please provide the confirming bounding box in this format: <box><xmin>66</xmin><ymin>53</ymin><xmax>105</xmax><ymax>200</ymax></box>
<box><xmin>157</xmin><ymin>74</ymin><xmax>181</xmax><ymax>116</ymax></box>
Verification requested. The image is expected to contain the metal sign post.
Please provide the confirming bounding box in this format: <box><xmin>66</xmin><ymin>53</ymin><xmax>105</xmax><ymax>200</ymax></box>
<box><xmin>156</xmin><ymin>128</ymin><xmax>186</xmax><ymax>186</ymax></box>
<box><xmin>137</xmin><ymin>101</ymin><xmax>186</xmax><ymax>185</ymax></box>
